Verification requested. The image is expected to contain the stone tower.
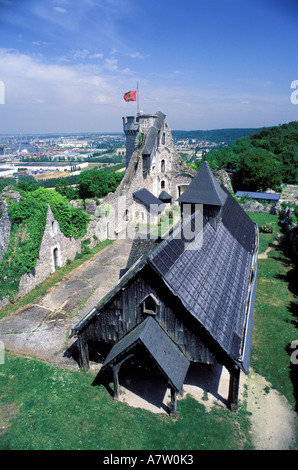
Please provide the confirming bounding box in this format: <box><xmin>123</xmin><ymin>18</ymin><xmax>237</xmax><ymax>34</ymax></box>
<box><xmin>122</xmin><ymin>115</ymin><xmax>139</xmax><ymax>168</ymax></box>
<box><xmin>122</xmin><ymin>112</ymin><xmax>160</xmax><ymax>168</ymax></box>
<box><xmin>122</xmin><ymin>110</ymin><xmax>194</xmax><ymax>200</ymax></box>
<box><xmin>95</xmin><ymin>111</ymin><xmax>195</xmax><ymax>240</ymax></box>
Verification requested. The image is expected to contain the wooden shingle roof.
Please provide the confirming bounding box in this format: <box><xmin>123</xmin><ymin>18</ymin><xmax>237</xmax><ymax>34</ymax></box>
<box><xmin>178</xmin><ymin>161</ymin><xmax>228</xmax><ymax>206</ymax></box>
<box><xmin>159</xmin><ymin>190</ymin><xmax>173</xmax><ymax>201</ymax></box>
<box><xmin>102</xmin><ymin>316</ymin><xmax>190</xmax><ymax>392</ymax></box>
<box><xmin>142</xmin><ymin>111</ymin><xmax>166</xmax><ymax>156</ymax></box>
<box><xmin>72</xmin><ymin>166</ymin><xmax>258</xmax><ymax>374</ymax></box>
<box><xmin>148</xmin><ymin>189</ymin><xmax>258</xmax><ymax>373</ymax></box>
<box><xmin>133</xmin><ymin>188</ymin><xmax>165</xmax><ymax>214</ymax></box>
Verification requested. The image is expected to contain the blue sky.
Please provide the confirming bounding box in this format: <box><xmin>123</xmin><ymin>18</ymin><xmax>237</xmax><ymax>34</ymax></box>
<box><xmin>0</xmin><ymin>0</ymin><xmax>297</xmax><ymax>133</ymax></box>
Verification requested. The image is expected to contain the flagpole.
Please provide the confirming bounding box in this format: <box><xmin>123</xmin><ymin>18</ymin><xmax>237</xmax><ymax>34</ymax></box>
<box><xmin>137</xmin><ymin>82</ymin><xmax>140</xmax><ymax>115</ymax></box>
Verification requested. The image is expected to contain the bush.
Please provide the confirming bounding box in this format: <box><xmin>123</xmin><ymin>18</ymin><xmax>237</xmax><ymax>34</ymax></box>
<box><xmin>0</xmin><ymin>188</ymin><xmax>90</xmax><ymax>300</ymax></box>
<box><xmin>77</xmin><ymin>168</ymin><xmax>124</xmax><ymax>200</ymax></box>
<box><xmin>0</xmin><ymin>195</ymin><xmax>48</xmax><ymax>299</ymax></box>
<box><xmin>30</xmin><ymin>187</ymin><xmax>90</xmax><ymax>238</ymax></box>
<box><xmin>259</xmin><ymin>223</ymin><xmax>273</xmax><ymax>233</ymax></box>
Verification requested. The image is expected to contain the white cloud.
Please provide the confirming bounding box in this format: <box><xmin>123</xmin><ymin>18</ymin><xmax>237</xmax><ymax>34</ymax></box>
<box><xmin>104</xmin><ymin>57</ymin><xmax>132</xmax><ymax>74</ymax></box>
<box><xmin>71</xmin><ymin>49</ymin><xmax>91</xmax><ymax>59</ymax></box>
<box><xmin>53</xmin><ymin>6</ymin><xmax>67</xmax><ymax>13</ymax></box>
<box><xmin>104</xmin><ymin>57</ymin><xmax>118</xmax><ymax>71</ymax></box>
<box><xmin>127</xmin><ymin>52</ymin><xmax>145</xmax><ymax>59</ymax></box>
<box><xmin>0</xmin><ymin>48</ymin><xmax>127</xmax><ymax>132</ymax></box>
<box><xmin>32</xmin><ymin>40</ymin><xmax>52</xmax><ymax>46</ymax></box>
<box><xmin>89</xmin><ymin>53</ymin><xmax>104</xmax><ymax>60</ymax></box>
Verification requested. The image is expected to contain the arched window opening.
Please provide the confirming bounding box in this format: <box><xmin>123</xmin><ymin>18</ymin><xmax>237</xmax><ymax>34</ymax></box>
<box><xmin>53</xmin><ymin>247</ymin><xmax>59</xmax><ymax>271</ymax></box>
<box><xmin>51</xmin><ymin>220</ymin><xmax>58</xmax><ymax>236</ymax></box>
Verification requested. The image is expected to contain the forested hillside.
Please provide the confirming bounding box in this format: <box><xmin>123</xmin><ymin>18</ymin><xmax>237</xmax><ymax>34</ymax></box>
<box><xmin>200</xmin><ymin>121</ymin><xmax>298</xmax><ymax>191</ymax></box>
<box><xmin>172</xmin><ymin>127</ymin><xmax>260</xmax><ymax>146</ymax></box>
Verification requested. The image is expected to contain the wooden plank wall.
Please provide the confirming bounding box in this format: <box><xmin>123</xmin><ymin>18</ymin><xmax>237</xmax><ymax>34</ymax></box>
<box><xmin>81</xmin><ymin>265</ymin><xmax>215</xmax><ymax>365</ymax></box>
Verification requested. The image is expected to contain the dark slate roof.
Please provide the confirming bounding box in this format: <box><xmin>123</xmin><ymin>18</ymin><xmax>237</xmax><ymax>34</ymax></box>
<box><xmin>125</xmin><ymin>236</ymin><xmax>162</xmax><ymax>271</ymax></box>
<box><xmin>72</xmin><ymin>166</ymin><xmax>258</xmax><ymax>374</ymax></box>
<box><xmin>235</xmin><ymin>191</ymin><xmax>280</xmax><ymax>201</ymax></box>
<box><xmin>133</xmin><ymin>188</ymin><xmax>165</xmax><ymax>214</ymax></box>
<box><xmin>178</xmin><ymin>161</ymin><xmax>228</xmax><ymax>206</ymax></box>
<box><xmin>102</xmin><ymin>316</ymin><xmax>190</xmax><ymax>392</ymax></box>
<box><xmin>142</xmin><ymin>127</ymin><xmax>158</xmax><ymax>156</ymax></box>
<box><xmin>148</xmin><ymin>189</ymin><xmax>258</xmax><ymax>373</ymax></box>
<box><xmin>142</xmin><ymin>111</ymin><xmax>165</xmax><ymax>156</ymax></box>
<box><xmin>159</xmin><ymin>190</ymin><xmax>173</xmax><ymax>201</ymax></box>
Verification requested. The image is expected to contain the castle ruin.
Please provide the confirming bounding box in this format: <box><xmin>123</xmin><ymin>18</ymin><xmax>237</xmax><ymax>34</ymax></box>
<box><xmin>0</xmin><ymin>111</ymin><xmax>194</xmax><ymax>307</ymax></box>
<box><xmin>94</xmin><ymin>111</ymin><xmax>194</xmax><ymax>240</ymax></box>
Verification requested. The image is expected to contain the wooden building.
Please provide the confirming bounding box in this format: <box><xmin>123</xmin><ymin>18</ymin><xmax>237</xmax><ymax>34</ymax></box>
<box><xmin>71</xmin><ymin>162</ymin><xmax>259</xmax><ymax>415</ymax></box>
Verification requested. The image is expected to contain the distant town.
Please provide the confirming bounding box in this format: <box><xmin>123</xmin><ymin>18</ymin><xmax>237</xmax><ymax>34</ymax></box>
<box><xmin>0</xmin><ymin>127</ymin><xmax>258</xmax><ymax>181</ymax></box>
<box><xmin>0</xmin><ymin>133</ymin><xmax>127</xmax><ymax>180</ymax></box>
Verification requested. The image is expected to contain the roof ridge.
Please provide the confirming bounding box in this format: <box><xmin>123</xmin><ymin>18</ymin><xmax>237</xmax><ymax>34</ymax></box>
<box><xmin>178</xmin><ymin>161</ymin><xmax>228</xmax><ymax>206</ymax></box>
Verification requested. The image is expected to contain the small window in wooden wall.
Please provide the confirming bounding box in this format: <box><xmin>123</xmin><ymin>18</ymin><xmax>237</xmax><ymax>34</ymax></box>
<box><xmin>141</xmin><ymin>293</ymin><xmax>159</xmax><ymax>315</ymax></box>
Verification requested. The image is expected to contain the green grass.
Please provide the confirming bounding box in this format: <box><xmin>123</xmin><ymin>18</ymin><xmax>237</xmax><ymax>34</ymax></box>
<box><xmin>251</xmin><ymin>244</ymin><xmax>297</xmax><ymax>405</ymax></box>
<box><xmin>0</xmin><ymin>212</ymin><xmax>297</xmax><ymax>450</ymax></box>
<box><xmin>0</xmin><ymin>353</ymin><xmax>252</xmax><ymax>450</ymax></box>
<box><xmin>247</xmin><ymin>212</ymin><xmax>280</xmax><ymax>254</ymax></box>
<box><xmin>248</xmin><ymin>213</ymin><xmax>298</xmax><ymax>411</ymax></box>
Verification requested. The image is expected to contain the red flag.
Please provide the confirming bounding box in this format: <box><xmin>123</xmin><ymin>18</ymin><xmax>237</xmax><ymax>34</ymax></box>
<box><xmin>124</xmin><ymin>90</ymin><xmax>137</xmax><ymax>102</ymax></box>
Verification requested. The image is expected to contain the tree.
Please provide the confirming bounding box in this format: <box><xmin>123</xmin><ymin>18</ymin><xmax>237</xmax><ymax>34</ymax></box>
<box><xmin>77</xmin><ymin>169</ymin><xmax>109</xmax><ymax>200</ymax></box>
<box><xmin>17</xmin><ymin>177</ymin><xmax>38</xmax><ymax>192</ymax></box>
<box><xmin>55</xmin><ymin>178</ymin><xmax>77</xmax><ymax>200</ymax></box>
<box><xmin>77</xmin><ymin>168</ymin><xmax>124</xmax><ymax>200</ymax></box>
<box><xmin>233</xmin><ymin>147</ymin><xmax>282</xmax><ymax>191</ymax></box>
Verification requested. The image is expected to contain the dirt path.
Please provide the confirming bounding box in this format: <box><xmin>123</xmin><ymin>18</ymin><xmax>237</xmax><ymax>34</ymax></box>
<box><xmin>245</xmin><ymin>370</ymin><xmax>298</xmax><ymax>450</ymax></box>
<box><xmin>111</xmin><ymin>362</ymin><xmax>298</xmax><ymax>450</ymax></box>
<box><xmin>258</xmin><ymin>233</ymin><xmax>285</xmax><ymax>259</ymax></box>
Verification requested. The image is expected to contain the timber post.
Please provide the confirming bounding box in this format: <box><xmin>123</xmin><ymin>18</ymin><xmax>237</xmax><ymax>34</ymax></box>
<box><xmin>112</xmin><ymin>354</ymin><xmax>134</xmax><ymax>401</ymax></box>
<box><xmin>113</xmin><ymin>364</ymin><xmax>120</xmax><ymax>400</ymax></box>
<box><xmin>77</xmin><ymin>334</ymin><xmax>89</xmax><ymax>369</ymax></box>
<box><xmin>170</xmin><ymin>387</ymin><xmax>178</xmax><ymax>417</ymax></box>
<box><xmin>227</xmin><ymin>365</ymin><xmax>240</xmax><ymax>411</ymax></box>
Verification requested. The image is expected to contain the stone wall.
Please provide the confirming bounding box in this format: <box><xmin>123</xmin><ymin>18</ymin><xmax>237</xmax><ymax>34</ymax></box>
<box><xmin>213</xmin><ymin>169</ymin><xmax>233</xmax><ymax>193</ymax></box>
<box><xmin>0</xmin><ymin>187</ymin><xmax>21</xmax><ymax>261</ymax></box>
<box><xmin>17</xmin><ymin>205</ymin><xmax>81</xmax><ymax>299</ymax></box>
<box><xmin>239</xmin><ymin>200</ymin><xmax>281</xmax><ymax>215</ymax></box>
<box><xmin>0</xmin><ymin>202</ymin><xmax>83</xmax><ymax>309</ymax></box>
<box><xmin>0</xmin><ymin>198</ymin><xmax>12</xmax><ymax>262</ymax></box>
<box><xmin>281</xmin><ymin>206</ymin><xmax>298</xmax><ymax>260</ymax></box>
<box><xmin>85</xmin><ymin>119</ymin><xmax>194</xmax><ymax>242</ymax></box>
<box><xmin>0</xmin><ymin>114</ymin><xmax>193</xmax><ymax>308</ymax></box>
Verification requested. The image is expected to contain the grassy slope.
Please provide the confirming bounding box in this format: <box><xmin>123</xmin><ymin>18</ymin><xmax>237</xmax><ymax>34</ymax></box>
<box><xmin>248</xmin><ymin>213</ymin><xmax>297</xmax><ymax>408</ymax></box>
<box><xmin>0</xmin><ymin>354</ymin><xmax>252</xmax><ymax>450</ymax></box>
<box><xmin>0</xmin><ymin>213</ymin><xmax>297</xmax><ymax>450</ymax></box>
